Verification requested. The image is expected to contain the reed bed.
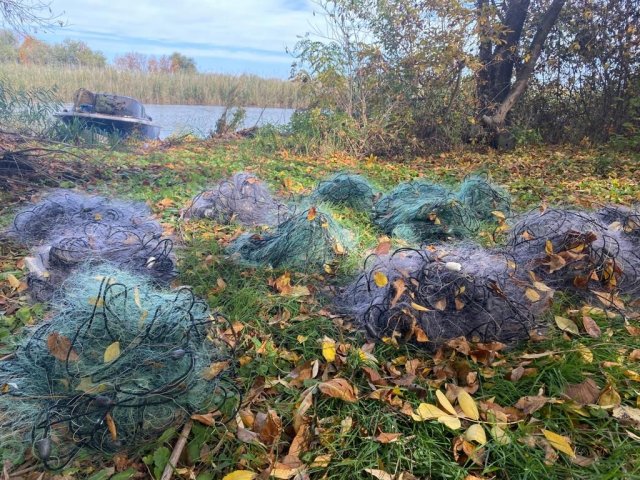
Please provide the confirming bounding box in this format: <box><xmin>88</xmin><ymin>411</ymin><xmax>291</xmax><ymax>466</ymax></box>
<box><xmin>1</xmin><ymin>63</ymin><xmax>302</xmax><ymax>108</ymax></box>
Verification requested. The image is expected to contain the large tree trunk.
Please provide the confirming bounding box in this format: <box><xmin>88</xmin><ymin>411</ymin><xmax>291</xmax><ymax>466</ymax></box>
<box><xmin>476</xmin><ymin>0</ymin><xmax>566</xmax><ymax>140</ymax></box>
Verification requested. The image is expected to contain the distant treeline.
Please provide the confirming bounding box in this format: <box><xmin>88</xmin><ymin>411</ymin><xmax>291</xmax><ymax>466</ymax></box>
<box><xmin>2</xmin><ymin>64</ymin><xmax>302</xmax><ymax>108</ymax></box>
<box><xmin>0</xmin><ymin>30</ymin><xmax>301</xmax><ymax>108</ymax></box>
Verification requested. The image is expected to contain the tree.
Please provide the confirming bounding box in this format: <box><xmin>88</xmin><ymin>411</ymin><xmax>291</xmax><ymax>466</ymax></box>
<box><xmin>169</xmin><ymin>52</ymin><xmax>196</xmax><ymax>73</ymax></box>
<box><xmin>0</xmin><ymin>0</ymin><xmax>64</xmax><ymax>33</ymax></box>
<box><xmin>0</xmin><ymin>28</ymin><xmax>18</xmax><ymax>62</ymax></box>
<box><xmin>475</xmin><ymin>0</ymin><xmax>566</xmax><ymax>134</ymax></box>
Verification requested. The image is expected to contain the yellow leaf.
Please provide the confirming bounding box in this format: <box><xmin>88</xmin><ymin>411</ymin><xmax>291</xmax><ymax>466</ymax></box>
<box><xmin>542</xmin><ymin>429</ymin><xmax>575</xmax><ymax>457</ymax></box>
<box><xmin>373</xmin><ymin>271</ymin><xmax>388</xmax><ymax>288</ymax></box>
<box><xmin>334</xmin><ymin>242</ymin><xmax>346</xmax><ymax>255</ymax></box>
<box><xmin>321</xmin><ymin>337</ymin><xmax>336</xmax><ymax>362</ymax></box>
<box><xmin>6</xmin><ymin>273</ymin><xmax>20</xmax><ymax>290</ymax></box>
<box><xmin>436</xmin><ymin>390</ymin><xmax>457</xmax><ymax>416</ymax></box>
<box><xmin>545</xmin><ymin>240</ymin><xmax>554</xmax><ymax>255</ymax></box>
<box><xmin>222</xmin><ymin>471</ymin><xmax>257</xmax><ymax>480</ymax></box>
<box><xmin>458</xmin><ymin>390</ymin><xmax>480</xmax><ymax>420</ymax></box>
<box><xmin>437</xmin><ymin>415</ymin><xmax>462</xmax><ymax>430</ymax></box>
<box><xmin>103</xmin><ymin>342</ymin><xmax>120</xmax><ymax>363</ymax></box>
<box><xmin>555</xmin><ymin>316</ymin><xmax>579</xmax><ymax>335</ymax></box>
<box><xmin>492</xmin><ymin>210</ymin><xmax>506</xmax><ymax>221</ymax></box>
<box><xmin>624</xmin><ymin>370</ymin><xmax>640</xmax><ymax>382</ymax></box>
<box><xmin>133</xmin><ymin>287</ymin><xmax>142</xmax><ymax>309</ymax></box>
<box><xmin>202</xmin><ymin>361</ymin><xmax>230</xmax><ymax>380</ymax></box>
<box><xmin>490</xmin><ymin>425</ymin><xmax>511</xmax><ymax>445</ymax></box>
<box><xmin>412</xmin><ymin>403</ymin><xmax>447</xmax><ymax>421</ymax></box>
<box><xmin>525</xmin><ymin>288</ymin><xmax>541</xmax><ymax>302</ymax></box>
<box><xmin>465</xmin><ymin>424</ymin><xmax>487</xmax><ymax>445</ymax></box>
<box><xmin>411</xmin><ymin>302</ymin><xmax>430</xmax><ymax>312</ymax></box>
<box><xmin>576</xmin><ymin>344</ymin><xmax>593</xmax><ymax>363</ymax></box>
<box><xmin>533</xmin><ymin>281</ymin><xmax>552</xmax><ymax>292</ymax></box>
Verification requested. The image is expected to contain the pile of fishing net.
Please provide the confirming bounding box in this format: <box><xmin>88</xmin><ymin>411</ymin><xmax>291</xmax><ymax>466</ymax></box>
<box><xmin>506</xmin><ymin>208</ymin><xmax>640</xmax><ymax>298</ymax></box>
<box><xmin>308</xmin><ymin>172</ymin><xmax>376</xmax><ymax>211</ymax></box>
<box><xmin>0</xmin><ymin>267</ymin><xmax>236</xmax><ymax>469</ymax></box>
<box><xmin>338</xmin><ymin>244</ymin><xmax>545</xmax><ymax>350</ymax></box>
<box><xmin>456</xmin><ymin>174</ymin><xmax>512</xmax><ymax>221</ymax></box>
<box><xmin>186</xmin><ymin>172</ymin><xmax>289</xmax><ymax>227</ymax></box>
<box><xmin>227</xmin><ymin>207</ymin><xmax>354</xmax><ymax>270</ymax></box>
<box><xmin>8</xmin><ymin>190</ymin><xmax>176</xmax><ymax>301</ymax></box>
<box><xmin>373</xmin><ymin>180</ymin><xmax>479</xmax><ymax>242</ymax></box>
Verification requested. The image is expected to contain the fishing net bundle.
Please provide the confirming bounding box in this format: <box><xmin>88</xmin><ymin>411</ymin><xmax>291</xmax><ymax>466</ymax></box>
<box><xmin>0</xmin><ymin>267</ymin><xmax>237</xmax><ymax>470</ymax></box>
<box><xmin>506</xmin><ymin>208</ymin><xmax>640</xmax><ymax>298</ymax></box>
<box><xmin>307</xmin><ymin>172</ymin><xmax>376</xmax><ymax>211</ymax></box>
<box><xmin>338</xmin><ymin>245</ymin><xmax>541</xmax><ymax>350</ymax></box>
<box><xmin>7</xmin><ymin>189</ymin><xmax>177</xmax><ymax>301</ymax></box>
<box><xmin>186</xmin><ymin>172</ymin><xmax>289</xmax><ymax>227</ymax></box>
<box><xmin>373</xmin><ymin>181</ymin><xmax>479</xmax><ymax>243</ymax></box>
<box><xmin>456</xmin><ymin>174</ymin><xmax>512</xmax><ymax>221</ymax></box>
<box><xmin>227</xmin><ymin>207</ymin><xmax>355</xmax><ymax>270</ymax></box>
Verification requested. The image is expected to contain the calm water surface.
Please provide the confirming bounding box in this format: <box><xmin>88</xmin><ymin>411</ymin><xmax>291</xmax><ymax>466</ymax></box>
<box><xmin>144</xmin><ymin>104</ymin><xmax>294</xmax><ymax>139</ymax></box>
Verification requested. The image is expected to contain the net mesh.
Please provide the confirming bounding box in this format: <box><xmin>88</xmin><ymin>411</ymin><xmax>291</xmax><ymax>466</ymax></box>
<box><xmin>373</xmin><ymin>181</ymin><xmax>479</xmax><ymax>242</ymax></box>
<box><xmin>456</xmin><ymin>174</ymin><xmax>512</xmax><ymax>221</ymax></box>
<box><xmin>308</xmin><ymin>172</ymin><xmax>376</xmax><ymax>211</ymax></box>
<box><xmin>186</xmin><ymin>172</ymin><xmax>289</xmax><ymax>227</ymax></box>
<box><xmin>227</xmin><ymin>206</ymin><xmax>355</xmax><ymax>270</ymax></box>
<box><xmin>0</xmin><ymin>266</ymin><xmax>236</xmax><ymax>470</ymax></box>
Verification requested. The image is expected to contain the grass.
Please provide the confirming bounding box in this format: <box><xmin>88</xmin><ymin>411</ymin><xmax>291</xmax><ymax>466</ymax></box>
<box><xmin>1</xmin><ymin>63</ymin><xmax>303</xmax><ymax>108</ymax></box>
<box><xmin>1</xmin><ymin>137</ymin><xmax>640</xmax><ymax>479</ymax></box>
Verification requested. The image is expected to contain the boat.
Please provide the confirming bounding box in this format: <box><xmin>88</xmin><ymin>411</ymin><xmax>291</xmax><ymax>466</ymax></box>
<box><xmin>55</xmin><ymin>89</ymin><xmax>161</xmax><ymax>139</ymax></box>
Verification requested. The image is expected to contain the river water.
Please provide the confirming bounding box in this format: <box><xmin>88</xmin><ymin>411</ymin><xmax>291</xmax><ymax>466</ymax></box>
<box><xmin>143</xmin><ymin>104</ymin><xmax>295</xmax><ymax>139</ymax></box>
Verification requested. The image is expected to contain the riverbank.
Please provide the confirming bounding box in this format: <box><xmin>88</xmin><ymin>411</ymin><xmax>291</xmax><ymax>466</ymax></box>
<box><xmin>1</xmin><ymin>63</ymin><xmax>303</xmax><ymax>108</ymax></box>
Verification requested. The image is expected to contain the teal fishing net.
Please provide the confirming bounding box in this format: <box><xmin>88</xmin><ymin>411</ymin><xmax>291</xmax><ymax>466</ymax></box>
<box><xmin>373</xmin><ymin>180</ymin><xmax>478</xmax><ymax>242</ymax></box>
<box><xmin>308</xmin><ymin>172</ymin><xmax>376</xmax><ymax>211</ymax></box>
<box><xmin>227</xmin><ymin>206</ymin><xmax>355</xmax><ymax>270</ymax></box>
<box><xmin>456</xmin><ymin>174</ymin><xmax>511</xmax><ymax>221</ymax></box>
<box><xmin>0</xmin><ymin>266</ymin><xmax>236</xmax><ymax>470</ymax></box>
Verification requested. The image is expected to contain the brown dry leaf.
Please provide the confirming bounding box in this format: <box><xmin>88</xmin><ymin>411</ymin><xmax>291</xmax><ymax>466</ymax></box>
<box><xmin>374</xmin><ymin>237</ymin><xmax>392</xmax><ymax>255</ymax></box>
<box><xmin>390</xmin><ymin>278</ymin><xmax>406</xmax><ymax>307</ymax></box>
<box><xmin>563</xmin><ymin>378</ymin><xmax>600</xmax><ymax>405</ymax></box>
<box><xmin>105</xmin><ymin>413</ymin><xmax>117</xmax><ymax>441</ymax></box>
<box><xmin>592</xmin><ymin>290</ymin><xmax>624</xmax><ymax>310</ymax></box>
<box><xmin>373</xmin><ymin>271</ymin><xmax>388</xmax><ymax>288</ymax></box>
<box><xmin>515</xmin><ymin>396</ymin><xmax>550</xmax><ymax>415</ymax></box>
<box><xmin>598</xmin><ymin>383</ymin><xmax>622</xmax><ymax>408</ymax></box>
<box><xmin>254</xmin><ymin>409</ymin><xmax>282</xmax><ymax>446</ymax></box>
<box><xmin>582</xmin><ymin>316</ymin><xmax>601</xmax><ymax>338</ymax></box>
<box><xmin>202</xmin><ymin>361</ymin><xmax>230</xmax><ymax>380</ymax></box>
<box><xmin>293</xmin><ymin>387</ymin><xmax>315</xmax><ymax>432</ymax></box>
<box><xmin>554</xmin><ymin>316</ymin><xmax>579</xmax><ymax>335</ymax></box>
<box><xmin>630</xmin><ymin>350</ymin><xmax>640</xmax><ymax>361</ymax></box>
<box><xmin>6</xmin><ymin>273</ymin><xmax>21</xmax><ymax>290</ymax></box>
<box><xmin>273</xmin><ymin>271</ymin><xmax>292</xmax><ymax>295</ymax></box>
<box><xmin>364</xmin><ymin>469</ymin><xmax>394</xmax><ymax>480</ymax></box>
<box><xmin>375</xmin><ymin>432</ymin><xmax>402</xmax><ymax>443</ymax></box>
<box><xmin>434</xmin><ymin>298</ymin><xmax>447</xmax><ymax>311</ymax></box>
<box><xmin>457</xmin><ymin>390</ymin><xmax>480</xmax><ymax>420</ymax></box>
<box><xmin>47</xmin><ymin>332</ymin><xmax>79</xmax><ymax>362</ymax></box>
<box><xmin>612</xmin><ymin>406</ymin><xmax>640</xmax><ymax>428</ymax></box>
<box><xmin>310</xmin><ymin>453</ymin><xmax>332</xmax><ymax>468</ymax></box>
<box><xmin>318</xmin><ymin>378</ymin><xmax>358</xmax><ymax>403</ymax></box>
<box><xmin>307</xmin><ymin>207</ymin><xmax>317</xmax><ymax>221</ymax></box>
<box><xmin>542</xmin><ymin>429</ymin><xmax>575</xmax><ymax>457</ymax></box>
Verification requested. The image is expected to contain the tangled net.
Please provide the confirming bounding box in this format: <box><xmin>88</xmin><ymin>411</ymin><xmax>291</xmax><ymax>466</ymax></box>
<box><xmin>456</xmin><ymin>174</ymin><xmax>511</xmax><ymax>221</ymax></box>
<box><xmin>596</xmin><ymin>205</ymin><xmax>640</xmax><ymax>240</ymax></box>
<box><xmin>227</xmin><ymin>207</ymin><xmax>354</xmax><ymax>270</ymax></box>
<box><xmin>308</xmin><ymin>172</ymin><xmax>376</xmax><ymax>211</ymax></box>
<box><xmin>0</xmin><ymin>267</ymin><xmax>237</xmax><ymax>470</ymax></box>
<box><xmin>7</xmin><ymin>190</ymin><xmax>176</xmax><ymax>301</ymax></box>
<box><xmin>373</xmin><ymin>181</ymin><xmax>478</xmax><ymax>243</ymax></box>
<box><xmin>506</xmin><ymin>208</ymin><xmax>640</xmax><ymax>297</ymax></box>
<box><xmin>186</xmin><ymin>172</ymin><xmax>288</xmax><ymax>227</ymax></box>
<box><xmin>338</xmin><ymin>245</ymin><xmax>540</xmax><ymax>350</ymax></box>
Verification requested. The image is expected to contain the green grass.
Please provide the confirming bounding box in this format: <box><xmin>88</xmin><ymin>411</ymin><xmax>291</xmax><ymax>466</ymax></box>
<box><xmin>1</xmin><ymin>138</ymin><xmax>640</xmax><ymax>479</ymax></box>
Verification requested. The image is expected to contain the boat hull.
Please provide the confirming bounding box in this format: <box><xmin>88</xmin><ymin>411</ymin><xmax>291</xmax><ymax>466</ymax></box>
<box><xmin>54</xmin><ymin>112</ymin><xmax>161</xmax><ymax>140</ymax></box>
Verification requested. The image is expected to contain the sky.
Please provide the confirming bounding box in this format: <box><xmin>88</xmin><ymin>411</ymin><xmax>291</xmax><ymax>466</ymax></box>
<box><xmin>36</xmin><ymin>0</ymin><xmax>324</xmax><ymax>78</ymax></box>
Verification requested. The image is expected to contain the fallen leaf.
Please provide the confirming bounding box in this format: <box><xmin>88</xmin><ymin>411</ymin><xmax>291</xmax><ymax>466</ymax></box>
<box><xmin>310</xmin><ymin>453</ymin><xmax>332</xmax><ymax>467</ymax></box>
<box><xmin>436</xmin><ymin>390</ymin><xmax>457</xmax><ymax>416</ymax></box>
<box><xmin>373</xmin><ymin>271</ymin><xmax>388</xmax><ymax>288</ymax></box>
<box><xmin>612</xmin><ymin>406</ymin><xmax>640</xmax><ymax>428</ymax></box>
<box><xmin>437</xmin><ymin>415</ymin><xmax>462</xmax><ymax>430</ymax></box>
<box><xmin>318</xmin><ymin>378</ymin><xmax>358</xmax><ymax>403</ymax></box>
<box><xmin>624</xmin><ymin>370</ymin><xmax>640</xmax><ymax>382</ymax></box>
<box><xmin>542</xmin><ymin>429</ymin><xmax>575</xmax><ymax>457</ymax></box>
<box><xmin>202</xmin><ymin>361</ymin><xmax>230</xmax><ymax>380</ymax></box>
<box><xmin>490</xmin><ymin>425</ymin><xmax>510</xmax><ymax>445</ymax></box>
<box><xmin>434</xmin><ymin>298</ymin><xmax>447</xmax><ymax>311</ymax></box>
<box><xmin>412</xmin><ymin>403</ymin><xmax>447</xmax><ymax>421</ymax></box>
<box><xmin>375</xmin><ymin>432</ymin><xmax>402</xmax><ymax>443</ymax></box>
<box><xmin>6</xmin><ymin>273</ymin><xmax>20</xmax><ymax>290</ymax></box>
<box><xmin>458</xmin><ymin>390</ymin><xmax>480</xmax><ymax>420</ymax></box>
<box><xmin>222</xmin><ymin>471</ymin><xmax>257</xmax><ymax>480</ymax></box>
<box><xmin>598</xmin><ymin>384</ymin><xmax>621</xmax><ymax>408</ymax></box>
<box><xmin>307</xmin><ymin>207</ymin><xmax>317</xmax><ymax>221</ymax></box>
<box><xmin>563</xmin><ymin>378</ymin><xmax>599</xmax><ymax>405</ymax></box>
<box><xmin>515</xmin><ymin>396</ymin><xmax>550</xmax><ymax>415</ymax></box>
<box><xmin>321</xmin><ymin>337</ymin><xmax>336</xmax><ymax>362</ymax></box>
<box><xmin>364</xmin><ymin>469</ymin><xmax>394</xmax><ymax>480</ymax></box>
<box><xmin>525</xmin><ymin>288</ymin><xmax>541</xmax><ymax>302</ymax></box>
<box><xmin>582</xmin><ymin>316</ymin><xmax>601</xmax><ymax>338</ymax></box>
<box><xmin>465</xmin><ymin>424</ymin><xmax>487</xmax><ymax>445</ymax></box>
<box><xmin>576</xmin><ymin>344</ymin><xmax>593</xmax><ymax>364</ymax></box>
<box><xmin>105</xmin><ymin>413</ymin><xmax>117</xmax><ymax>441</ymax></box>
<box><xmin>554</xmin><ymin>316</ymin><xmax>579</xmax><ymax>335</ymax></box>
<box><xmin>254</xmin><ymin>409</ymin><xmax>282</xmax><ymax>445</ymax></box>
<box><xmin>103</xmin><ymin>342</ymin><xmax>121</xmax><ymax>363</ymax></box>
<box><xmin>47</xmin><ymin>332</ymin><xmax>79</xmax><ymax>362</ymax></box>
